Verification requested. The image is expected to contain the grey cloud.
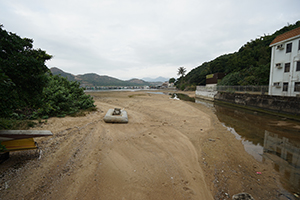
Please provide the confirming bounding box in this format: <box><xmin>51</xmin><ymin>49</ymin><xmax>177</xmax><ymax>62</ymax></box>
<box><xmin>0</xmin><ymin>0</ymin><xmax>299</xmax><ymax>80</ymax></box>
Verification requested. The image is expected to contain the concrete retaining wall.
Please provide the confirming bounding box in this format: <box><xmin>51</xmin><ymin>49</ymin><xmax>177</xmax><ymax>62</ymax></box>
<box><xmin>195</xmin><ymin>86</ymin><xmax>217</xmax><ymax>101</ymax></box>
<box><xmin>195</xmin><ymin>91</ymin><xmax>217</xmax><ymax>101</ymax></box>
<box><xmin>214</xmin><ymin>92</ymin><xmax>300</xmax><ymax>116</ymax></box>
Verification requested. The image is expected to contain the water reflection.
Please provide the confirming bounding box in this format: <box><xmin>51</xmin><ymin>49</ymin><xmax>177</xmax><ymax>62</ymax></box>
<box><xmin>197</xmin><ymin>100</ymin><xmax>300</xmax><ymax>194</ymax></box>
<box><xmin>264</xmin><ymin>130</ymin><xmax>300</xmax><ymax>192</ymax></box>
<box><xmin>195</xmin><ymin>99</ymin><xmax>215</xmax><ymax>109</ymax></box>
<box><xmin>221</xmin><ymin>122</ymin><xmax>264</xmax><ymax>162</ymax></box>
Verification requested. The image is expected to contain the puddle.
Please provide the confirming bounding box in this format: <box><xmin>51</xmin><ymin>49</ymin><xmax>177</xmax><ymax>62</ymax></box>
<box><xmin>147</xmin><ymin>92</ymin><xmax>166</xmax><ymax>95</ymax></box>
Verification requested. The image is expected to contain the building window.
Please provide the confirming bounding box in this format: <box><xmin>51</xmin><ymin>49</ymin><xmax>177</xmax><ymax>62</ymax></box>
<box><xmin>295</xmin><ymin>82</ymin><xmax>300</xmax><ymax>92</ymax></box>
<box><xmin>283</xmin><ymin>82</ymin><xmax>288</xmax><ymax>92</ymax></box>
<box><xmin>297</xmin><ymin>61</ymin><xmax>300</xmax><ymax>71</ymax></box>
<box><xmin>284</xmin><ymin>63</ymin><xmax>290</xmax><ymax>72</ymax></box>
<box><xmin>286</xmin><ymin>43</ymin><xmax>292</xmax><ymax>53</ymax></box>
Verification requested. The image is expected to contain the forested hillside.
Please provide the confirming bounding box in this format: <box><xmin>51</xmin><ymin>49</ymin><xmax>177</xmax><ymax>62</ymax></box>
<box><xmin>176</xmin><ymin>21</ymin><xmax>300</xmax><ymax>90</ymax></box>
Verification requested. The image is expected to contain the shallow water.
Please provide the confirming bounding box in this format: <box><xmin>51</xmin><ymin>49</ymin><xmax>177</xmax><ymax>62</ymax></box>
<box><xmin>85</xmin><ymin>89</ymin><xmax>145</xmax><ymax>92</ymax></box>
<box><xmin>196</xmin><ymin>99</ymin><xmax>300</xmax><ymax>196</ymax></box>
<box><xmin>147</xmin><ymin>91</ymin><xmax>166</xmax><ymax>95</ymax></box>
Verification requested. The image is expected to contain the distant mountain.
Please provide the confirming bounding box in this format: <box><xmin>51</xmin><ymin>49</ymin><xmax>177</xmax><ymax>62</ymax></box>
<box><xmin>50</xmin><ymin>67</ymin><xmax>150</xmax><ymax>87</ymax></box>
<box><xmin>50</xmin><ymin>67</ymin><xmax>76</xmax><ymax>82</ymax></box>
<box><xmin>127</xmin><ymin>78</ymin><xmax>148</xmax><ymax>85</ymax></box>
<box><xmin>142</xmin><ymin>76</ymin><xmax>169</xmax><ymax>82</ymax></box>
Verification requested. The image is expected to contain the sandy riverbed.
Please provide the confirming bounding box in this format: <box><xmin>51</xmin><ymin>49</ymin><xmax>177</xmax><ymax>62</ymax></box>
<box><xmin>0</xmin><ymin>91</ymin><xmax>285</xmax><ymax>199</ymax></box>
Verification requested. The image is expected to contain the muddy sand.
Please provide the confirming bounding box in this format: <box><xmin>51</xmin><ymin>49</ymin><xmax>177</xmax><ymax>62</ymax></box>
<box><xmin>0</xmin><ymin>91</ymin><xmax>285</xmax><ymax>199</ymax></box>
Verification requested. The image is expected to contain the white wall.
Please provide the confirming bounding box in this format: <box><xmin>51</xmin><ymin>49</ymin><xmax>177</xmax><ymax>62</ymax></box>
<box><xmin>269</xmin><ymin>36</ymin><xmax>300</xmax><ymax>96</ymax></box>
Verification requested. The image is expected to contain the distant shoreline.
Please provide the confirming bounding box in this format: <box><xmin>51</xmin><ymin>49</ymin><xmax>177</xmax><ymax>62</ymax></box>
<box><xmin>84</xmin><ymin>88</ymin><xmax>158</xmax><ymax>92</ymax></box>
<box><xmin>84</xmin><ymin>88</ymin><xmax>177</xmax><ymax>93</ymax></box>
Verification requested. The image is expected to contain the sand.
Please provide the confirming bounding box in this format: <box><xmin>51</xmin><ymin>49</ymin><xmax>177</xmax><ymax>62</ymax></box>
<box><xmin>0</xmin><ymin>91</ymin><xmax>285</xmax><ymax>199</ymax></box>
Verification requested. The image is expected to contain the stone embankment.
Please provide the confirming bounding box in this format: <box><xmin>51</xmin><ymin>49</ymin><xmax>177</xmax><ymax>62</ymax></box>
<box><xmin>214</xmin><ymin>92</ymin><xmax>300</xmax><ymax>118</ymax></box>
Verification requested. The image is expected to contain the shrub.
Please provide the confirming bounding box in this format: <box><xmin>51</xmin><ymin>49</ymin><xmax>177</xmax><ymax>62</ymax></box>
<box><xmin>184</xmin><ymin>85</ymin><xmax>196</xmax><ymax>91</ymax></box>
<box><xmin>171</xmin><ymin>93</ymin><xmax>195</xmax><ymax>102</ymax></box>
<box><xmin>38</xmin><ymin>74</ymin><xmax>96</xmax><ymax>117</ymax></box>
<box><xmin>180</xmin><ymin>84</ymin><xmax>186</xmax><ymax>91</ymax></box>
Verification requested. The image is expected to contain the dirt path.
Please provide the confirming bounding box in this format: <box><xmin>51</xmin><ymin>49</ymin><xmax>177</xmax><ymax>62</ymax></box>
<box><xmin>0</xmin><ymin>91</ymin><xmax>285</xmax><ymax>199</ymax></box>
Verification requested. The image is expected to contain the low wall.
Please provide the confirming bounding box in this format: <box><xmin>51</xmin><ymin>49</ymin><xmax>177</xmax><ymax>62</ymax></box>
<box><xmin>195</xmin><ymin>86</ymin><xmax>217</xmax><ymax>101</ymax></box>
<box><xmin>214</xmin><ymin>92</ymin><xmax>300</xmax><ymax>116</ymax></box>
<box><xmin>195</xmin><ymin>91</ymin><xmax>217</xmax><ymax>101</ymax></box>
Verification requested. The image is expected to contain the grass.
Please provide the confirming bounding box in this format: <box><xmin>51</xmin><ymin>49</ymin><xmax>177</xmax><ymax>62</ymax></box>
<box><xmin>0</xmin><ymin>118</ymin><xmax>37</xmax><ymax>130</ymax></box>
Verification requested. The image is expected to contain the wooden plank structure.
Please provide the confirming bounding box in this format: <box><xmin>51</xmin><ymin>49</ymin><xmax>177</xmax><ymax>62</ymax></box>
<box><xmin>0</xmin><ymin>130</ymin><xmax>53</xmax><ymax>152</ymax></box>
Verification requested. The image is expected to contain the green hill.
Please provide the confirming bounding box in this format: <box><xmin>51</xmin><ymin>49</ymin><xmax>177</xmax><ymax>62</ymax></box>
<box><xmin>50</xmin><ymin>67</ymin><xmax>76</xmax><ymax>82</ymax></box>
<box><xmin>177</xmin><ymin>21</ymin><xmax>300</xmax><ymax>90</ymax></box>
<box><xmin>50</xmin><ymin>67</ymin><xmax>150</xmax><ymax>87</ymax></box>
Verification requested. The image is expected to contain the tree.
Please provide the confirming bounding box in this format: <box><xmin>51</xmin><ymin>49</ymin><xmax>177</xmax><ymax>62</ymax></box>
<box><xmin>217</xmin><ymin>72</ymin><xmax>241</xmax><ymax>86</ymax></box>
<box><xmin>176</xmin><ymin>67</ymin><xmax>187</xmax><ymax>90</ymax></box>
<box><xmin>0</xmin><ymin>70</ymin><xmax>16</xmax><ymax>117</ymax></box>
<box><xmin>0</xmin><ymin>25</ymin><xmax>96</xmax><ymax>121</ymax></box>
<box><xmin>177</xmin><ymin>67</ymin><xmax>186</xmax><ymax>77</ymax></box>
<box><xmin>35</xmin><ymin>74</ymin><xmax>95</xmax><ymax>118</ymax></box>
<box><xmin>169</xmin><ymin>77</ymin><xmax>176</xmax><ymax>83</ymax></box>
<box><xmin>0</xmin><ymin>25</ymin><xmax>52</xmax><ymax>117</ymax></box>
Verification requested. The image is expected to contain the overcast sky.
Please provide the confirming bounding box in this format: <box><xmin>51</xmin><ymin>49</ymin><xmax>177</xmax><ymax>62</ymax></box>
<box><xmin>1</xmin><ymin>0</ymin><xmax>299</xmax><ymax>80</ymax></box>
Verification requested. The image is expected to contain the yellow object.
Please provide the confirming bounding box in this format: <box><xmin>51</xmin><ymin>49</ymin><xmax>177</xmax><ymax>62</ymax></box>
<box><xmin>1</xmin><ymin>138</ymin><xmax>37</xmax><ymax>152</ymax></box>
<box><xmin>206</xmin><ymin>74</ymin><xmax>214</xmax><ymax>79</ymax></box>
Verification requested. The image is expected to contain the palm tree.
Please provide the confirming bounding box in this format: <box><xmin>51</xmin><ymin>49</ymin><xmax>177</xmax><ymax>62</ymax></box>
<box><xmin>177</xmin><ymin>67</ymin><xmax>186</xmax><ymax>77</ymax></box>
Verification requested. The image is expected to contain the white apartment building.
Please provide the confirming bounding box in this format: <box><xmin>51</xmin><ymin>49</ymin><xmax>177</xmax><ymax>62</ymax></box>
<box><xmin>269</xmin><ymin>27</ymin><xmax>300</xmax><ymax>96</ymax></box>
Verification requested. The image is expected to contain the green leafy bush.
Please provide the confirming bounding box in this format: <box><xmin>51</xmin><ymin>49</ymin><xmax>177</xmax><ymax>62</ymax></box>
<box><xmin>36</xmin><ymin>74</ymin><xmax>96</xmax><ymax>118</ymax></box>
<box><xmin>180</xmin><ymin>84</ymin><xmax>186</xmax><ymax>91</ymax></box>
<box><xmin>218</xmin><ymin>72</ymin><xmax>241</xmax><ymax>86</ymax></box>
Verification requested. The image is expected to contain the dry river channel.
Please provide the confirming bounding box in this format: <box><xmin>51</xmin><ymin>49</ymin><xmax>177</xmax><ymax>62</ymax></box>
<box><xmin>0</xmin><ymin>90</ymin><xmax>299</xmax><ymax>200</ymax></box>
